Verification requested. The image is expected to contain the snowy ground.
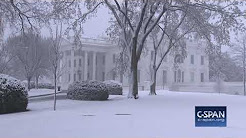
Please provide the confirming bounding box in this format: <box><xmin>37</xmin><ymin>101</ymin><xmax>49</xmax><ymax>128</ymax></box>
<box><xmin>1</xmin><ymin>90</ymin><xmax>246</xmax><ymax>138</ymax></box>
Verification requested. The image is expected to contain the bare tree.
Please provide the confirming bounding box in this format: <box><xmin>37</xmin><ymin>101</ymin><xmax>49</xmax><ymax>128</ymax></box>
<box><xmin>148</xmin><ymin>10</ymin><xmax>194</xmax><ymax>95</ymax></box>
<box><xmin>105</xmin><ymin>0</ymin><xmax>168</xmax><ymax>99</ymax></box>
<box><xmin>0</xmin><ymin>43</ymin><xmax>14</xmax><ymax>74</ymax></box>
<box><xmin>106</xmin><ymin>0</ymin><xmax>244</xmax><ymax>98</ymax></box>
<box><xmin>48</xmin><ymin>21</ymin><xmax>64</xmax><ymax>111</ymax></box>
<box><xmin>231</xmin><ymin>35</ymin><xmax>246</xmax><ymax>96</ymax></box>
<box><xmin>6</xmin><ymin>32</ymin><xmax>49</xmax><ymax>90</ymax></box>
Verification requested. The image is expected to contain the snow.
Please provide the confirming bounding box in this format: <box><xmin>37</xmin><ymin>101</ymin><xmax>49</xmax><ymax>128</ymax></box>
<box><xmin>1</xmin><ymin>90</ymin><xmax>246</xmax><ymax>137</ymax></box>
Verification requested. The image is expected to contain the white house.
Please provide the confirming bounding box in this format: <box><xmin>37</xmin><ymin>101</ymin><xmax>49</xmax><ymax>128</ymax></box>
<box><xmin>59</xmin><ymin>38</ymin><xmax>209</xmax><ymax>90</ymax></box>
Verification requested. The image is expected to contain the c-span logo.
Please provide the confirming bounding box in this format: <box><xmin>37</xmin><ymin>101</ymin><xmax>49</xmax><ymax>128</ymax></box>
<box><xmin>195</xmin><ymin>106</ymin><xmax>226</xmax><ymax>127</ymax></box>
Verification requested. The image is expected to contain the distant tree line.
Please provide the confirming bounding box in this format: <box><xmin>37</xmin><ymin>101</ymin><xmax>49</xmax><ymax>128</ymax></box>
<box><xmin>209</xmin><ymin>52</ymin><xmax>243</xmax><ymax>82</ymax></box>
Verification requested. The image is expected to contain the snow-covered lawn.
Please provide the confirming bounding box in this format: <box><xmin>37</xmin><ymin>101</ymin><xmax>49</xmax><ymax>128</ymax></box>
<box><xmin>1</xmin><ymin>90</ymin><xmax>246</xmax><ymax>138</ymax></box>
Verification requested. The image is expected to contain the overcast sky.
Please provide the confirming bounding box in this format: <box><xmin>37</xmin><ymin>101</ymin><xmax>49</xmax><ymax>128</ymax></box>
<box><xmin>4</xmin><ymin>5</ymin><xmax>111</xmax><ymax>40</ymax></box>
<box><xmin>3</xmin><ymin>5</ymin><xmax>244</xmax><ymax>52</ymax></box>
<box><xmin>82</xmin><ymin>6</ymin><xmax>111</xmax><ymax>38</ymax></box>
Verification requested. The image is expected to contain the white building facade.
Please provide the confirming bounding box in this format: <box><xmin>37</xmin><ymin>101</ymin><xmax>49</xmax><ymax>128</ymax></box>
<box><xmin>59</xmin><ymin>38</ymin><xmax>209</xmax><ymax>90</ymax></box>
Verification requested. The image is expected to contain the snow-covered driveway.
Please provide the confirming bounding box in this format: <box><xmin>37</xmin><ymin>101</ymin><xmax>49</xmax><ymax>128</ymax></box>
<box><xmin>1</xmin><ymin>90</ymin><xmax>246</xmax><ymax>138</ymax></box>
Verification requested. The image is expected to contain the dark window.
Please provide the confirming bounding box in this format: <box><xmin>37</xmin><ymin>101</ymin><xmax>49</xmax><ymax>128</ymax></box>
<box><xmin>68</xmin><ymin>60</ymin><xmax>71</xmax><ymax>67</ymax></box>
<box><xmin>177</xmin><ymin>70</ymin><xmax>181</xmax><ymax>83</ymax></box>
<box><xmin>175</xmin><ymin>55</ymin><xmax>183</xmax><ymax>63</ymax></box>
<box><xmin>113</xmin><ymin>54</ymin><xmax>116</xmax><ymax>63</ymax></box>
<box><xmin>191</xmin><ymin>55</ymin><xmax>194</xmax><ymax>64</ymax></box>
<box><xmin>201</xmin><ymin>56</ymin><xmax>204</xmax><ymax>65</ymax></box>
<box><xmin>74</xmin><ymin>59</ymin><xmax>76</xmax><ymax>67</ymax></box>
<box><xmin>68</xmin><ymin>74</ymin><xmax>71</xmax><ymax>82</ymax></box>
<box><xmin>79</xmin><ymin>59</ymin><xmax>82</xmax><ymax>67</ymax></box>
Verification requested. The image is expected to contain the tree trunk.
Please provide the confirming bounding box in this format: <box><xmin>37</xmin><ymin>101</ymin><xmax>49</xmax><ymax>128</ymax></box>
<box><xmin>27</xmin><ymin>77</ymin><xmax>32</xmax><ymax>91</ymax></box>
<box><xmin>128</xmin><ymin>44</ymin><xmax>139</xmax><ymax>99</ymax></box>
<box><xmin>35</xmin><ymin>74</ymin><xmax>39</xmax><ymax>89</ymax></box>
<box><xmin>150</xmin><ymin>69</ymin><xmax>157</xmax><ymax>95</ymax></box>
<box><xmin>54</xmin><ymin>71</ymin><xmax>57</xmax><ymax>111</ymax></box>
<box><xmin>128</xmin><ymin>63</ymin><xmax>139</xmax><ymax>99</ymax></box>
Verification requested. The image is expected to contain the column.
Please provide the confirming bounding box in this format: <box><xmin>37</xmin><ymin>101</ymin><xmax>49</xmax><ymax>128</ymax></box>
<box><xmin>92</xmin><ymin>52</ymin><xmax>96</xmax><ymax>80</ymax></box>
<box><xmin>84</xmin><ymin>51</ymin><xmax>88</xmax><ymax>81</ymax></box>
<box><xmin>71</xmin><ymin>47</ymin><xmax>75</xmax><ymax>82</ymax></box>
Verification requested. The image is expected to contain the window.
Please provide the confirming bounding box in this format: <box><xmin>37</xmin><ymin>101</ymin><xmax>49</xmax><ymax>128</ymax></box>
<box><xmin>151</xmin><ymin>51</ymin><xmax>154</xmax><ymax>61</ymax></box>
<box><xmin>103</xmin><ymin>55</ymin><xmax>106</xmax><ymax>65</ymax></box>
<box><xmin>201</xmin><ymin>73</ymin><xmax>204</xmax><ymax>82</ymax></box>
<box><xmin>74</xmin><ymin>73</ymin><xmax>76</xmax><ymax>82</ymax></box>
<box><xmin>175</xmin><ymin>54</ymin><xmax>183</xmax><ymax>63</ymax></box>
<box><xmin>113</xmin><ymin>54</ymin><xmax>116</xmax><ymax>63</ymax></box>
<box><xmin>177</xmin><ymin>70</ymin><xmax>181</xmax><ymax>83</ymax></box>
<box><xmin>174</xmin><ymin>70</ymin><xmax>183</xmax><ymax>83</ymax></box>
<box><xmin>68</xmin><ymin>60</ymin><xmax>71</xmax><ymax>67</ymax></box>
<box><xmin>79</xmin><ymin>59</ymin><xmax>82</xmax><ymax>67</ymax></box>
<box><xmin>201</xmin><ymin>56</ymin><xmax>204</xmax><ymax>65</ymax></box>
<box><xmin>191</xmin><ymin>55</ymin><xmax>194</xmax><ymax>64</ymax></box>
<box><xmin>68</xmin><ymin>74</ymin><xmax>71</xmax><ymax>82</ymax></box>
<box><xmin>74</xmin><ymin>59</ymin><xmax>76</xmax><ymax>67</ymax></box>
<box><xmin>190</xmin><ymin>72</ymin><xmax>195</xmax><ymax>82</ymax></box>
<box><xmin>137</xmin><ymin>70</ymin><xmax>140</xmax><ymax>83</ymax></box>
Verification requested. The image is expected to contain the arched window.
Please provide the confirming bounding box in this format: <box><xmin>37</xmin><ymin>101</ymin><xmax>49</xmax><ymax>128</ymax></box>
<box><xmin>174</xmin><ymin>54</ymin><xmax>183</xmax><ymax>63</ymax></box>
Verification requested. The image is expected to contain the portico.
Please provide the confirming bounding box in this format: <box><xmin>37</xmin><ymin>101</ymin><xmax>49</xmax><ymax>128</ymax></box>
<box><xmin>59</xmin><ymin>38</ymin><xmax>117</xmax><ymax>89</ymax></box>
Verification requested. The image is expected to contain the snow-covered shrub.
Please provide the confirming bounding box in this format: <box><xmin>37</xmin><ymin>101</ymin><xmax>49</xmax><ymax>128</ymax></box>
<box><xmin>104</xmin><ymin>80</ymin><xmax>123</xmax><ymax>95</ymax></box>
<box><xmin>0</xmin><ymin>74</ymin><xmax>28</xmax><ymax>114</ymax></box>
<box><xmin>67</xmin><ymin>80</ymin><xmax>109</xmax><ymax>101</ymax></box>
